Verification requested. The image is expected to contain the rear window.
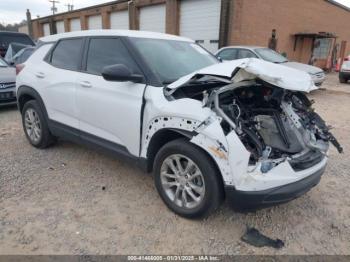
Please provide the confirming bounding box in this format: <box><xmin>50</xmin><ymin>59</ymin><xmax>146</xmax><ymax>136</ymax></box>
<box><xmin>50</xmin><ymin>38</ymin><xmax>84</xmax><ymax>71</ymax></box>
<box><xmin>0</xmin><ymin>34</ymin><xmax>34</xmax><ymax>49</ymax></box>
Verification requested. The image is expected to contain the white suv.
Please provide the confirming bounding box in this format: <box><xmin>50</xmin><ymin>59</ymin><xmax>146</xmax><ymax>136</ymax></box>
<box><xmin>16</xmin><ymin>30</ymin><xmax>342</xmax><ymax>218</ymax></box>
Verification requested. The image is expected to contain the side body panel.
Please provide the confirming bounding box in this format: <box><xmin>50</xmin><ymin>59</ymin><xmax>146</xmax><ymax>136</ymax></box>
<box><xmin>17</xmin><ymin>43</ymin><xmax>79</xmax><ymax>129</ymax></box>
<box><xmin>76</xmin><ymin>73</ymin><xmax>146</xmax><ymax>156</ymax></box>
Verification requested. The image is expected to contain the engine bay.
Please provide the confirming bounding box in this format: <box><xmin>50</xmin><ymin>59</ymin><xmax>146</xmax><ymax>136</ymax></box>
<box><xmin>211</xmin><ymin>81</ymin><xmax>343</xmax><ymax>165</ymax></box>
<box><xmin>168</xmin><ymin>78</ymin><xmax>343</xmax><ymax>170</ymax></box>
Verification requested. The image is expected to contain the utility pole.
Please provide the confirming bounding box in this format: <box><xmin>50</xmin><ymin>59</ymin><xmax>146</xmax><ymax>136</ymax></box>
<box><xmin>26</xmin><ymin>9</ymin><xmax>33</xmax><ymax>38</ymax></box>
<box><xmin>65</xmin><ymin>3</ymin><xmax>74</xmax><ymax>11</ymax></box>
<box><xmin>49</xmin><ymin>0</ymin><xmax>59</xmax><ymax>15</ymax></box>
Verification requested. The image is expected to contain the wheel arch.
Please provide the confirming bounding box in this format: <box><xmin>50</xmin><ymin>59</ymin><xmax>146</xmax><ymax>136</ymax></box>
<box><xmin>17</xmin><ymin>86</ymin><xmax>49</xmax><ymax>120</ymax></box>
<box><xmin>145</xmin><ymin>128</ymin><xmax>193</xmax><ymax>172</ymax></box>
<box><xmin>145</xmin><ymin>128</ymin><xmax>225</xmax><ymax>193</ymax></box>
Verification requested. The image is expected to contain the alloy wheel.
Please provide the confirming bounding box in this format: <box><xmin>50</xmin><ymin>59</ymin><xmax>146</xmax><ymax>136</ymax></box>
<box><xmin>160</xmin><ymin>154</ymin><xmax>205</xmax><ymax>209</ymax></box>
<box><xmin>24</xmin><ymin>108</ymin><xmax>42</xmax><ymax>143</ymax></box>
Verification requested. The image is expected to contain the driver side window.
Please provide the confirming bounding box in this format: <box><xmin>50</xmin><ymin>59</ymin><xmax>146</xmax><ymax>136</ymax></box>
<box><xmin>85</xmin><ymin>38</ymin><xmax>141</xmax><ymax>76</ymax></box>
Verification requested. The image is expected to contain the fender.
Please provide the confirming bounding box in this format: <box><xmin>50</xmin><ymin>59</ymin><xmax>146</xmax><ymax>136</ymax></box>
<box><xmin>17</xmin><ymin>85</ymin><xmax>49</xmax><ymax>121</ymax></box>
<box><xmin>141</xmin><ymin>116</ymin><xmax>235</xmax><ymax>185</ymax></box>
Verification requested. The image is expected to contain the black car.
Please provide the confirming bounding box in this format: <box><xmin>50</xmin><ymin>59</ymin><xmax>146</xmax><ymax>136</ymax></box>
<box><xmin>0</xmin><ymin>31</ymin><xmax>35</xmax><ymax>57</ymax></box>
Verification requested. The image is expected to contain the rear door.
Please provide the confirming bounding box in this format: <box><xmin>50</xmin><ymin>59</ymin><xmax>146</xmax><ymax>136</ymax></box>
<box><xmin>38</xmin><ymin>38</ymin><xmax>84</xmax><ymax>129</ymax></box>
<box><xmin>76</xmin><ymin>37</ymin><xmax>146</xmax><ymax>156</ymax></box>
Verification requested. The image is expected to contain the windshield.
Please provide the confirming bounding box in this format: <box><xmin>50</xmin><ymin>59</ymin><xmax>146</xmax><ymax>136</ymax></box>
<box><xmin>131</xmin><ymin>38</ymin><xmax>218</xmax><ymax>84</ymax></box>
<box><xmin>255</xmin><ymin>48</ymin><xmax>288</xmax><ymax>63</ymax></box>
<box><xmin>0</xmin><ymin>34</ymin><xmax>34</xmax><ymax>49</ymax></box>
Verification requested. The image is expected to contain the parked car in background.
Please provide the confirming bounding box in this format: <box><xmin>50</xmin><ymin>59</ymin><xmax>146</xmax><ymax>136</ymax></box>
<box><xmin>339</xmin><ymin>55</ymin><xmax>350</xmax><ymax>83</ymax></box>
<box><xmin>6</xmin><ymin>45</ymin><xmax>35</xmax><ymax>66</ymax></box>
<box><xmin>0</xmin><ymin>56</ymin><xmax>16</xmax><ymax>106</ymax></box>
<box><xmin>16</xmin><ymin>30</ymin><xmax>342</xmax><ymax>218</ymax></box>
<box><xmin>0</xmin><ymin>31</ymin><xmax>34</xmax><ymax>57</ymax></box>
<box><xmin>215</xmin><ymin>46</ymin><xmax>326</xmax><ymax>86</ymax></box>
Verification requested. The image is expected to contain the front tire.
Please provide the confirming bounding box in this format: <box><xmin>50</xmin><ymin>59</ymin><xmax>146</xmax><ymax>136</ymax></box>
<box><xmin>22</xmin><ymin>100</ymin><xmax>56</xmax><ymax>148</ymax></box>
<box><xmin>154</xmin><ymin>139</ymin><xmax>224</xmax><ymax>218</ymax></box>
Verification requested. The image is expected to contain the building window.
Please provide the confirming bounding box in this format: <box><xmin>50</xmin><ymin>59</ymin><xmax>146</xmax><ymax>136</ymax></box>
<box><xmin>313</xmin><ymin>38</ymin><xmax>332</xmax><ymax>59</ymax></box>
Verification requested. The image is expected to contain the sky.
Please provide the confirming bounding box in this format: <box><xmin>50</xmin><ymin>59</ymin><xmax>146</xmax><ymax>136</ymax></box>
<box><xmin>1</xmin><ymin>0</ymin><xmax>350</xmax><ymax>24</ymax></box>
<box><xmin>0</xmin><ymin>0</ymin><xmax>113</xmax><ymax>24</ymax></box>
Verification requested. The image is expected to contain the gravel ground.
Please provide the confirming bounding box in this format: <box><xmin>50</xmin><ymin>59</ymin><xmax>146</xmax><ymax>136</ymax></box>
<box><xmin>0</xmin><ymin>73</ymin><xmax>350</xmax><ymax>255</ymax></box>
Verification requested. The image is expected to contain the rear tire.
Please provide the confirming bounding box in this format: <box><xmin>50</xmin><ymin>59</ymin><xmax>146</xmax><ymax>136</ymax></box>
<box><xmin>153</xmin><ymin>139</ymin><xmax>224</xmax><ymax>218</ymax></box>
<box><xmin>22</xmin><ymin>100</ymin><xmax>56</xmax><ymax>148</ymax></box>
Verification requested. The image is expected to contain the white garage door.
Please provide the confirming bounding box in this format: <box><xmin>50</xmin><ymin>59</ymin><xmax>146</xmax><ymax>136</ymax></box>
<box><xmin>139</xmin><ymin>4</ymin><xmax>166</xmax><ymax>33</ymax></box>
<box><xmin>88</xmin><ymin>15</ymin><xmax>102</xmax><ymax>30</ymax></box>
<box><xmin>43</xmin><ymin>23</ymin><xmax>50</xmax><ymax>36</ymax></box>
<box><xmin>56</xmin><ymin>21</ymin><xmax>65</xmax><ymax>34</ymax></box>
<box><xmin>180</xmin><ymin>0</ymin><xmax>221</xmax><ymax>53</ymax></box>
<box><xmin>110</xmin><ymin>10</ymin><xmax>129</xmax><ymax>30</ymax></box>
<box><xmin>70</xmin><ymin>18</ymin><xmax>81</xmax><ymax>31</ymax></box>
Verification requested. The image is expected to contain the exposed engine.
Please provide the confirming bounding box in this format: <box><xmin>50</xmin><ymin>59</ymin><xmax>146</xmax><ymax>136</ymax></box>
<box><xmin>167</xmin><ymin>75</ymin><xmax>343</xmax><ymax>171</ymax></box>
<box><xmin>205</xmin><ymin>81</ymin><xmax>343</xmax><ymax>167</ymax></box>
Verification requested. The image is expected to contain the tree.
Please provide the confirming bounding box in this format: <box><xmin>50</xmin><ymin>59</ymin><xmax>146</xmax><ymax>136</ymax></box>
<box><xmin>0</xmin><ymin>20</ymin><xmax>27</xmax><ymax>32</ymax></box>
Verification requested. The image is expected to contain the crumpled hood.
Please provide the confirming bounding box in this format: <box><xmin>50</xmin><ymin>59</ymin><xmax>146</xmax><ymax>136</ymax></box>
<box><xmin>283</xmin><ymin>61</ymin><xmax>323</xmax><ymax>75</ymax></box>
<box><xmin>168</xmin><ymin>58</ymin><xmax>317</xmax><ymax>93</ymax></box>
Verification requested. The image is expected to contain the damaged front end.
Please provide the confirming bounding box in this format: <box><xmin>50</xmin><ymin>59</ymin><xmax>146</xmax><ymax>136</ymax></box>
<box><xmin>165</xmin><ymin>59</ymin><xmax>342</xmax><ymax>208</ymax></box>
<box><xmin>206</xmin><ymin>80</ymin><xmax>343</xmax><ymax>174</ymax></box>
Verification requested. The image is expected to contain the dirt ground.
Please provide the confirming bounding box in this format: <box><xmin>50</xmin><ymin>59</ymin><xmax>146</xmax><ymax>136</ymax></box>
<box><xmin>0</xmin><ymin>73</ymin><xmax>350</xmax><ymax>255</ymax></box>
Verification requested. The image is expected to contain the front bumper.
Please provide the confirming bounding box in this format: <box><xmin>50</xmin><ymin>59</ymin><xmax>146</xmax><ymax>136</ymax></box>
<box><xmin>0</xmin><ymin>88</ymin><xmax>16</xmax><ymax>105</ymax></box>
<box><xmin>310</xmin><ymin>71</ymin><xmax>326</xmax><ymax>87</ymax></box>
<box><xmin>312</xmin><ymin>76</ymin><xmax>325</xmax><ymax>87</ymax></box>
<box><xmin>225</xmin><ymin>165</ymin><xmax>326</xmax><ymax>210</ymax></box>
<box><xmin>339</xmin><ymin>71</ymin><xmax>350</xmax><ymax>78</ymax></box>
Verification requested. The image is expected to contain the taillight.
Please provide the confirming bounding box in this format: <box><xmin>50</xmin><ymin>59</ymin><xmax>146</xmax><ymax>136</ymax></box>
<box><xmin>16</xmin><ymin>64</ymin><xmax>25</xmax><ymax>75</ymax></box>
<box><xmin>344</xmin><ymin>56</ymin><xmax>349</xmax><ymax>61</ymax></box>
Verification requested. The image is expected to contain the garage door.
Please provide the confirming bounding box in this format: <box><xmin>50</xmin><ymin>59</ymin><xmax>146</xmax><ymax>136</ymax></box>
<box><xmin>110</xmin><ymin>10</ymin><xmax>129</xmax><ymax>30</ymax></box>
<box><xmin>56</xmin><ymin>21</ymin><xmax>64</xmax><ymax>34</ymax></box>
<box><xmin>179</xmin><ymin>0</ymin><xmax>221</xmax><ymax>53</ymax></box>
<box><xmin>43</xmin><ymin>23</ymin><xmax>50</xmax><ymax>36</ymax></box>
<box><xmin>70</xmin><ymin>18</ymin><xmax>81</xmax><ymax>31</ymax></box>
<box><xmin>88</xmin><ymin>15</ymin><xmax>102</xmax><ymax>30</ymax></box>
<box><xmin>139</xmin><ymin>4</ymin><xmax>166</xmax><ymax>33</ymax></box>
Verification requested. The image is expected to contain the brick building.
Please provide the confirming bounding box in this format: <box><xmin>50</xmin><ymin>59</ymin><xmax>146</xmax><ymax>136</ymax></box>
<box><xmin>28</xmin><ymin>0</ymin><xmax>350</xmax><ymax>69</ymax></box>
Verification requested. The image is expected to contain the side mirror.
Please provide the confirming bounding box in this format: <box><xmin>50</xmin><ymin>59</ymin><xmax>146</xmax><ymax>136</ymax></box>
<box><xmin>102</xmin><ymin>64</ymin><xmax>144</xmax><ymax>83</ymax></box>
<box><xmin>217</xmin><ymin>56</ymin><xmax>223</xmax><ymax>62</ymax></box>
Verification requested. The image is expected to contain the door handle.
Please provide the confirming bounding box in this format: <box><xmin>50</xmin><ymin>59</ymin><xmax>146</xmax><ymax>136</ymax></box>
<box><xmin>79</xmin><ymin>81</ymin><xmax>92</xmax><ymax>88</ymax></box>
<box><xmin>35</xmin><ymin>72</ymin><xmax>45</xmax><ymax>78</ymax></box>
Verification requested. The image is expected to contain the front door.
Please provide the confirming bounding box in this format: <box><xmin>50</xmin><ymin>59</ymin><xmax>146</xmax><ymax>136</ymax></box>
<box><xmin>76</xmin><ymin>37</ymin><xmax>146</xmax><ymax>156</ymax></box>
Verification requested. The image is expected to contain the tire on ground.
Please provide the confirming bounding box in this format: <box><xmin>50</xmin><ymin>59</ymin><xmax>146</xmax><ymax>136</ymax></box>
<box><xmin>22</xmin><ymin>100</ymin><xmax>56</xmax><ymax>149</ymax></box>
<box><xmin>153</xmin><ymin>138</ymin><xmax>224</xmax><ymax>218</ymax></box>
